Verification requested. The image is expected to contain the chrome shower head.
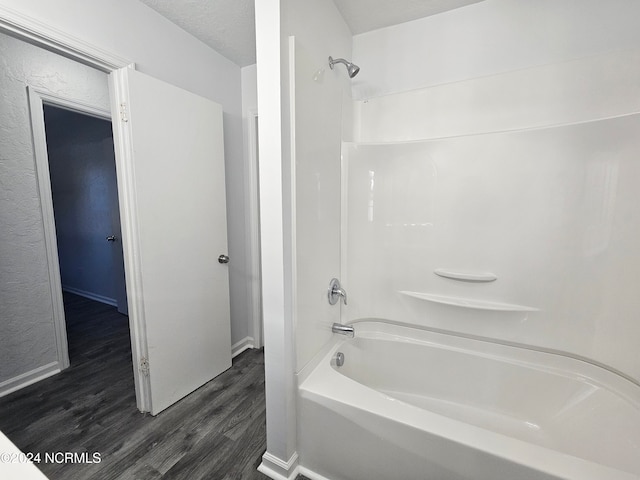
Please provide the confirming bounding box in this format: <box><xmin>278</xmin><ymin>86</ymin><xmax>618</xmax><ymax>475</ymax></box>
<box><xmin>328</xmin><ymin>56</ymin><xmax>360</xmax><ymax>78</ymax></box>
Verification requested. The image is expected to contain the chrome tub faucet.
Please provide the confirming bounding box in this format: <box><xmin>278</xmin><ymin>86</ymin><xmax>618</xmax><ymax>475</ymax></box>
<box><xmin>332</xmin><ymin>323</ymin><xmax>355</xmax><ymax>338</ymax></box>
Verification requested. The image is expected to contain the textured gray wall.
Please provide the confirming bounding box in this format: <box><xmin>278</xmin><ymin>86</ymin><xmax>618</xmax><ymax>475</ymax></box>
<box><xmin>0</xmin><ymin>32</ymin><xmax>110</xmax><ymax>383</ymax></box>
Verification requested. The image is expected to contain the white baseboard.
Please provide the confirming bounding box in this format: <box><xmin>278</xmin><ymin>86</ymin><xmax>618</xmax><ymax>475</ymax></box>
<box><xmin>0</xmin><ymin>362</ymin><xmax>61</xmax><ymax>398</ymax></box>
<box><xmin>257</xmin><ymin>451</ymin><xmax>299</xmax><ymax>480</ymax></box>
<box><xmin>62</xmin><ymin>286</ymin><xmax>117</xmax><ymax>307</ymax></box>
<box><xmin>231</xmin><ymin>336</ymin><xmax>255</xmax><ymax>358</ymax></box>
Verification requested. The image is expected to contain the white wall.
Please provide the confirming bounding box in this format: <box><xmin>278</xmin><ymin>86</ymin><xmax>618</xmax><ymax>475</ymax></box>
<box><xmin>0</xmin><ymin>0</ymin><xmax>240</xmax><ymax>103</ymax></box>
<box><xmin>354</xmin><ymin>50</ymin><xmax>640</xmax><ymax>143</ymax></box>
<box><xmin>240</xmin><ymin>63</ymin><xmax>260</xmax><ymax>348</ymax></box>
<box><xmin>352</xmin><ymin>0</ymin><xmax>640</xmax><ymax>100</ymax></box>
<box><xmin>0</xmin><ymin>0</ymin><xmax>251</xmax><ymax>361</ymax></box>
<box><xmin>255</xmin><ymin>0</ymin><xmax>353</xmax><ymax>476</ymax></box>
<box><xmin>0</xmin><ymin>31</ymin><xmax>110</xmax><ymax>388</ymax></box>
<box><xmin>287</xmin><ymin>1</ymin><xmax>352</xmax><ymax>373</ymax></box>
<box><xmin>255</xmin><ymin>0</ymin><xmax>295</xmax><ymax>474</ymax></box>
<box><xmin>46</xmin><ymin>108</ymin><xmax>122</xmax><ymax>305</ymax></box>
<box><xmin>242</xmin><ymin>64</ymin><xmax>258</xmax><ymax>116</ymax></box>
<box><xmin>346</xmin><ymin>0</ymin><xmax>640</xmax><ymax>382</ymax></box>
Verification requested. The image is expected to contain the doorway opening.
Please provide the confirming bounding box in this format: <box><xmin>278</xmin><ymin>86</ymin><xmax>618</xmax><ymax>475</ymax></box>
<box><xmin>44</xmin><ymin>106</ymin><xmax>127</xmax><ymax>313</ymax></box>
<box><xmin>42</xmin><ymin>104</ymin><xmax>131</xmax><ymax>367</ymax></box>
<box><xmin>43</xmin><ymin>103</ymin><xmax>130</xmax><ymax>376</ymax></box>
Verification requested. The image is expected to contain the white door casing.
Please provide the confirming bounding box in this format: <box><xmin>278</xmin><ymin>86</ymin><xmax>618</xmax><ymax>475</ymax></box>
<box><xmin>110</xmin><ymin>67</ymin><xmax>232</xmax><ymax>415</ymax></box>
<box><xmin>27</xmin><ymin>86</ymin><xmax>115</xmax><ymax>374</ymax></box>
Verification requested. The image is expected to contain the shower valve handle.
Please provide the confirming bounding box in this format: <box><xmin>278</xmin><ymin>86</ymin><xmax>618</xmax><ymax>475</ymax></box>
<box><xmin>328</xmin><ymin>278</ymin><xmax>347</xmax><ymax>306</ymax></box>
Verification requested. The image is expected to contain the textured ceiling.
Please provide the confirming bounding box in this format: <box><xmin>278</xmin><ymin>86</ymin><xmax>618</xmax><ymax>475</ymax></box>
<box><xmin>138</xmin><ymin>0</ymin><xmax>483</xmax><ymax>67</ymax></box>
<box><xmin>138</xmin><ymin>0</ymin><xmax>256</xmax><ymax>67</ymax></box>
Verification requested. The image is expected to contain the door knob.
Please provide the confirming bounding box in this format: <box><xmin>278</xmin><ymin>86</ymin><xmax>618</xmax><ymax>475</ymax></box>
<box><xmin>106</xmin><ymin>235</ymin><xmax>117</xmax><ymax>242</ymax></box>
<box><xmin>218</xmin><ymin>254</ymin><xmax>230</xmax><ymax>264</ymax></box>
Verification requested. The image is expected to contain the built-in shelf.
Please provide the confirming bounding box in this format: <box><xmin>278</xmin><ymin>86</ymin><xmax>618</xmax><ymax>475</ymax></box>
<box><xmin>434</xmin><ymin>269</ymin><xmax>497</xmax><ymax>282</ymax></box>
<box><xmin>399</xmin><ymin>291</ymin><xmax>539</xmax><ymax>312</ymax></box>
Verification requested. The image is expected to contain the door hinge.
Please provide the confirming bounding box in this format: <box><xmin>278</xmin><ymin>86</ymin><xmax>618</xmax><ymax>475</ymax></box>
<box><xmin>140</xmin><ymin>357</ymin><xmax>149</xmax><ymax>376</ymax></box>
<box><xmin>120</xmin><ymin>102</ymin><xmax>129</xmax><ymax>123</ymax></box>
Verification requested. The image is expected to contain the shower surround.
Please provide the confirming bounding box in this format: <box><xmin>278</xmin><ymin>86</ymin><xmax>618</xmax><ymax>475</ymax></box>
<box><xmin>255</xmin><ymin>1</ymin><xmax>640</xmax><ymax>479</ymax></box>
<box><xmin>343</xmin><ymin>50</ymin><xmax>640</xmax><ymax>383</ymax></box>
<box><xmin>295</xmin><ymin>46</ymin><xmax>640</xmax><ymax>480</ymax></box>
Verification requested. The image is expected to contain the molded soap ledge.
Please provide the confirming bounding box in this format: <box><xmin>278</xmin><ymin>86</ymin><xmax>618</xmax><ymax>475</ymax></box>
<box><xmin>399</xmin><ymin>291</ymin><xmax>539</xmax><ymax>312</ymax></box>
<box><xmin>434</xmin><ymin>269</ymin><xmax>497</xmax><ymax>282</ymax></box>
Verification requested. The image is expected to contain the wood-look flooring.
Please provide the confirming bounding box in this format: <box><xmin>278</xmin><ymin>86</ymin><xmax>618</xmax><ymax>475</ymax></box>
<box><xmin>0</xmin><ymin>293</ymin><xmax>270</xmax><ymax>480</ymax></box>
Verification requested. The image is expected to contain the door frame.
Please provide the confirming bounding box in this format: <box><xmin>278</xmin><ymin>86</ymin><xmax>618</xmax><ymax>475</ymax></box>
<box><xmin>27</xmin><ymin>87</ymin><xmax>114</xmax><ymax>373</ymax></box>
<box><xmin>0</xmin><ymin>7</ymin><xmax>158</xmax><ymax>411</ymax></box>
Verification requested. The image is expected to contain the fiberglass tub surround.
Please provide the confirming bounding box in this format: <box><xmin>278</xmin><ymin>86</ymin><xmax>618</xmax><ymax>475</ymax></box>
<box><xmin>294</xmin><ymin>50</ymin><xmax>640</xmax><ymax>480</ymax></box>
<box><xmin>343</xmin><ymin>51</ymin><xmax>640</xmax><ymax>385</ymax></box>
<box><xmin>299</xmin><ymin>321</ymin><xmax>640</xmax><ymax>480</ymax></box>
<box><xmin>343</xmin><ymin>111</ymin><xmax>640</xmax><ymax>381</ymax></box>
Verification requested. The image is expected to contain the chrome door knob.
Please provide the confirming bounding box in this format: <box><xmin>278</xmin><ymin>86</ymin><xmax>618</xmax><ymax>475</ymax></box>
<box><xmin>218</xmin><ymin>254</ymin><xmax>230</xmax><ymax>264</ymax></box>
<box><xmin>106</xmin><ymin>235</ymin><xmax>117</xmax><ymax>242</ymax></box>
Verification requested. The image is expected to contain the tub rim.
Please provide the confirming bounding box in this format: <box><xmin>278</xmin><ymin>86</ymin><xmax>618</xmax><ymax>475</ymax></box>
<box><xmin>349</xmin><ymin>318</ymin><xmax>640</xmax><ymax>394</ymax></box>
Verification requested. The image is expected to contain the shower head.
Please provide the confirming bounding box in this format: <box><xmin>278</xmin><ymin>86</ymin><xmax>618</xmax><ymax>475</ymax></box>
<box><xmin>328</xmin><ymin>56</ymin><xmax>360</xmax><ymax>78</ymax></box>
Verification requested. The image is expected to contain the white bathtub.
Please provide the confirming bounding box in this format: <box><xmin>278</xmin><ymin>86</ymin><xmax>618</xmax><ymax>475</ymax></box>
<box><xmin>298</xmin><ymin>321</ymin><xmax>640</xmax><ymax>480</ymax></box>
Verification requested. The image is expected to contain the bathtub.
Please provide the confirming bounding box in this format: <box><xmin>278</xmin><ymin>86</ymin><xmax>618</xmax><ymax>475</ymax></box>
<box><xmin>297</xmin><ymin>321</ymin><xmax>640</xmax><ymax>480</ymax></box>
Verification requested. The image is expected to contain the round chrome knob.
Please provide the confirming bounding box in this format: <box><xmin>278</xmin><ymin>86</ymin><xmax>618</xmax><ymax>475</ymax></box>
<box><xmin>218</xmin><ymin>254</ymin><xmax>230</xmax><ymax>264</ymax></box>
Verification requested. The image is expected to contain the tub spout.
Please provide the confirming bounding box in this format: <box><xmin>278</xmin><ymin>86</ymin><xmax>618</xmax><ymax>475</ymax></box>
<box><xmin>332</xmin><ymin>323</ymin><xmax>355</xmax><ymax>338</ymax></box>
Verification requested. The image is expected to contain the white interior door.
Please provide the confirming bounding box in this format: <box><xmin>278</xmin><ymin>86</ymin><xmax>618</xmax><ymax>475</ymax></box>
<box><xmin>111</xmin><ymin>210</ymin><xmax>128</xmax><ymax>316</ymax></box>
<box><xmin>110</xmin><ymin>67</ymin><xmax>231</xmax><ymax>415</ymax></box>
<box><xmin>108</xmin><ymin>149</ymin><xmax>128</xmax><ymax>316</ymax></box>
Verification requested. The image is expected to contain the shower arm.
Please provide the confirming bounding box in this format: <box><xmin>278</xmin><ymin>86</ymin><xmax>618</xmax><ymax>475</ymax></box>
<box><xmin>328</xmin><ymin>56</ymin><xmax>360</xmax><ymax>78</ymax></box>
<box><xmin>329</xmin><ymin>57</ymin><xmax>349</xmax><ymax>68</ymax></box>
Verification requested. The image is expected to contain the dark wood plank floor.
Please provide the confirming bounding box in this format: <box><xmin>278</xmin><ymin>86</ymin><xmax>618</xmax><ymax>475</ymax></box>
<box><xmin>0</xmin><ymin>293</ymin><xmax>270</xmax><ymax>480</ymax></box>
